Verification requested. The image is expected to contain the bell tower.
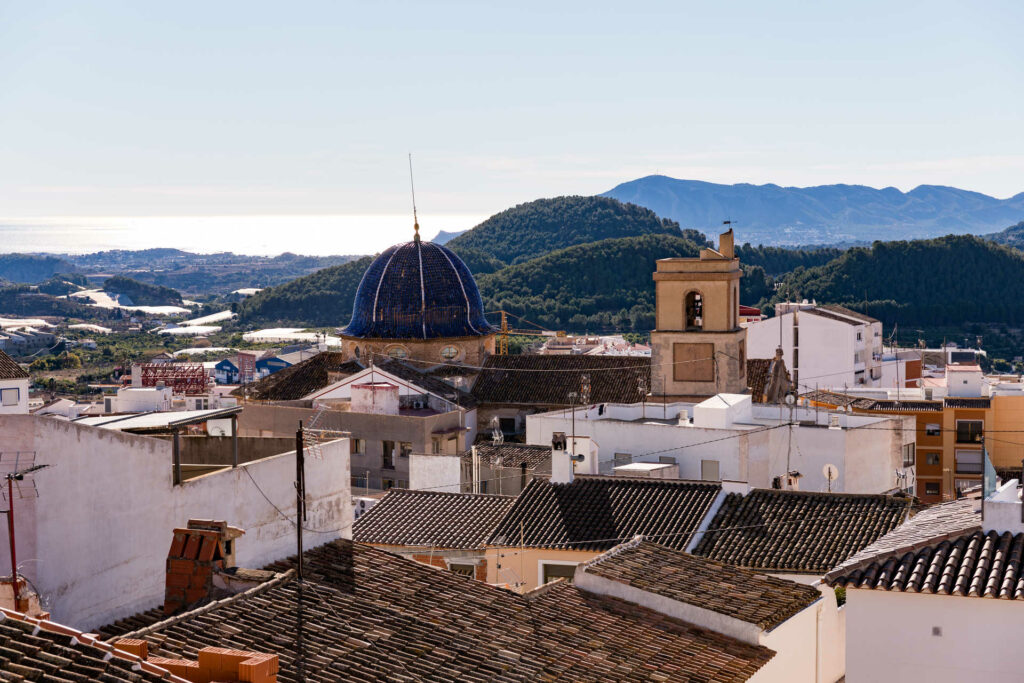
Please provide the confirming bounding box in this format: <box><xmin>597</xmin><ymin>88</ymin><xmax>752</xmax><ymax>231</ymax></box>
<box><xmin>650</xmin><ymin>229</ymin><xmax>747</xmax><ymax>401</ymax></box>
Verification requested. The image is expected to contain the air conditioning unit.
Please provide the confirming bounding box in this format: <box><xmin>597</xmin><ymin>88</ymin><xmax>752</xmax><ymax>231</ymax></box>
<box><xmin>412</xmin><ymin>400</ymin><xmax>425</xmax><ymax>410</ymax></box>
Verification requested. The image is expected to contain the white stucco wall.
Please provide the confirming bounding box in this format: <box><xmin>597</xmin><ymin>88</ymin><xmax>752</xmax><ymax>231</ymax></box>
<box><xmin>408</xmin><ymin>452</ymin><xmax>461</xmax><ymax>492</ymax></box>
<box><xmin>0</xmin><ymin>414</ymin><xmax>351</xmax><ymax>630</ymax></box>
<box><xmin>526</xmin><ymin>406</ymin><xmax>913</xmax><ymax>494</ymax></box>
<box><xmin>845</xmin><ymin>589</ymin><xmax>1024</xmax><ymax>682</ymax></box>
<box><xmin>0</xmin><ymin>378</ymin><xmax>29</xmax><ymax>414</ymax></box>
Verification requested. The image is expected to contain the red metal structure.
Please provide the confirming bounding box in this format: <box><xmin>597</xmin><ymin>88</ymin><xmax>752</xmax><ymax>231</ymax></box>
<box><xmin>123</xmin><ymin>363</ymin><xmax>211</xmax><ymax>394</ymax></box>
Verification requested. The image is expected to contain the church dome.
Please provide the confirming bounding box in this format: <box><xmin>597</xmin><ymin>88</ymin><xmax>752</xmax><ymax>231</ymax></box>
<box><xmin>342</xmin><ymin>238</ymin><xmax>494</xmax><ymax>340</ymax></box>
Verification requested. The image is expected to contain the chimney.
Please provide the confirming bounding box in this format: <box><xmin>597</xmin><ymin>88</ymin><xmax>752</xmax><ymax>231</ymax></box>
<box><xmin>0</xmin><ymin>576</ymin><xmax>48</xmax><ymax>619</ymax></box>
<box><xmin>164</xmin><ymin>519</ymin><xmax>245</xmax><ymax>616</ymax></box>
<box><xmin>550</xmin><ymin>431</ymin><xmax>574</xmax><ymax>484</ymax></box>
<box><xmin>719</xmin><ymin>228</ymin><xmax>735</xmax><ymax>259</ymax></box>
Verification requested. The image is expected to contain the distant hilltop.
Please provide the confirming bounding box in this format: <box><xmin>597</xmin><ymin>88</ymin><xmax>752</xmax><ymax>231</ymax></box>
<box><xmin>431</xmin><ymin>229</ymin><xmax>466</xmax><ymax>245</ymax></box>
<box><xmin>603</xmin><ymin>175</ymin><xmax>1024</xmax><ymax>245</ymax></box>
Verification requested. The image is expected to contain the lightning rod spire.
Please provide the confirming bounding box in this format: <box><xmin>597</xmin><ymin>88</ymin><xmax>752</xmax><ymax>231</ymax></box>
<box><xmin>408</xmin><ymin>153</ymin><xmax>420</xmax><ymax>243</ymax></box>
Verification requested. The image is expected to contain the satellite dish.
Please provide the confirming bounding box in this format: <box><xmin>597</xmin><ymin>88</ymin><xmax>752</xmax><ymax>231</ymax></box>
<box><xmin>823</xmin><ymin>464</ymin><xmax>839</xmax><ymax>481</ymax></box>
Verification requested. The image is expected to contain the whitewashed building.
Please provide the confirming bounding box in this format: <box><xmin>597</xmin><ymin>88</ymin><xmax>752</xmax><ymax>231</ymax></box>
<box><xmin>0</xmin><ymin>413</ymin><xmax>351</xmax><ymax>629</ymax></box>
<box><xmin>746</xmin><ymin>302</ymin><xmax>889</xmax><ymax>390</ymax></box>
<box><xmin>827</xmin><ymin>482</ymin><xmax>1024</xmax><ymax>682</ymax></box>
<box><xmin>526</xmin><ymin>393</ymin><xmax>916</xmax><ymax>494</ymax></box>
<box><xmin>0</xmin><ymin>351</ymin><xmax>29</xmax><ymax>415</ymax></box>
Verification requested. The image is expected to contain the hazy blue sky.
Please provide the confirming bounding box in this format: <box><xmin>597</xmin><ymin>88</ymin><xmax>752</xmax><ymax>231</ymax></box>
<box><xmin>2</xmin><ymin>0</ymin><xmax>1022</xmax><ymax>220</ymax></box>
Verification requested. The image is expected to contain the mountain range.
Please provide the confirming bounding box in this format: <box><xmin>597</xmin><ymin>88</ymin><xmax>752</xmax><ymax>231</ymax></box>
<box><xmin>604</xmin><ymin>176</ymin><xmax>1024</xmax><ymax>245</ymax></box>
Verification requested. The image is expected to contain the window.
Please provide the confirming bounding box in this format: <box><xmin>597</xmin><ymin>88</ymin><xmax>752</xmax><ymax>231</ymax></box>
<box><xmin>955</xmin><ymin>420</ymin><xmax>983</xmax><ymax>444</ymax></box>
<box><xmin>701</xmin><ymin>459</ymin><xmax>720</xmax><ymax>481</ymax></box>
<box><xmin>684</xmin><ymin>291</ymin><xmax>703</xmax><ymax>330</ymax></box>
<box><xmin>449</xmin><ymin>563</ymin><xmax>475</xmax><ymax>577</ymax></box>
<box><xmin>499</xmin><ymin>417</ymin><xmax>516</xmax><ymax>434</ymax></box>
<box><xmin>925</xmin><ymin>423</ymin><xmax>941</xmax><ymax>437</ymax></box>
<box><xmin>541</xmin><ymin>562</ymin><xmax>578</xmax><ymax>584</ymax></box>
<box><xmin>0</xmin><ymin>388</ymin><xmax>19</xmax><ymax>407</ymax></box>
<box><xmin>955</xmin><ymin>450</ymin><xmax>983</xmax><ymax>475</ymax></box>
<box><xmin>431</xmin><ymin>438</ymin><xmax>441</xmax><ymax>454</ymax></box>
<box><xmin>925</xmin><ymin>482</ymin><xmax>940</xmax><ymax>496</ymax></box>
<box><xmin>856</xmin><ymin>331</ymin><xmax>863</xmax><ymax>341</ymax></box>
<box><xmin>386</xmin><ymin>345</ymin><xmax>409</xmax><ymax>359</ymax></box>
<box><xmin>902</xmin><ymin>443</ymin><xmax>916</xmax><ymax>467</ymax></box>
<box><xmin>382</xmin><ymin>441</ymin><xmax>395</xmax><ymax>469</ymax></box>
<box><xmin>382</xmin><ymin>478</ymin><xmax>395</xmax><ymax>490</ymax></box>
<box><xmin>925</xmin><ymin>452</ymin><xmax>940</xmax><ymax>466</ymax></box>
<box><xmin>399</xmin><ymin>442</ymin><xmax>412</xmax><ymax>458</ymax></box>
<box><xmin>440</xmin><ymin>345</ymin><xmax>459</xmax><ymax>361</ymax></box>
<box><xmin>350</xmin><ymin>438</ymin><xmax>365</xmax><ymax>455</ymax></box>
<box><xmin>673</xmin><ymin>343</ymin><xmax>714</xmax><ymax>382</ymax></box>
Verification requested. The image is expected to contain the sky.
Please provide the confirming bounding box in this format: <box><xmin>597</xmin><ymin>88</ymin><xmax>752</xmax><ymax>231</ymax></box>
<box><xmin>1</xmin><ymin>0</ymin><xmax>1022</xmax><ymax>229</ymax></box>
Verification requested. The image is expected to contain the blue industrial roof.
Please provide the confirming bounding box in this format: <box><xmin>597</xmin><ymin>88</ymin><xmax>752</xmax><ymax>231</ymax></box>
<box><xmin>342</xmin><ymin>239</ymin><xmax>494</xmax><ymax>340</ymax></box>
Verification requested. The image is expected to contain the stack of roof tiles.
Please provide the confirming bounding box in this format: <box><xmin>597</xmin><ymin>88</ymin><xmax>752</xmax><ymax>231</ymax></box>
<box><xmin>692</xmin><ymin>489</ymin><xmax>910</xmax><ymax>574</ymax></box>
<box><xmin>581</xmin><ymin>539</ymin><xmax>822</xmax><ymax>630</ymax></box>
<box><xmin>353</xmin><ymin>489</ymin><xmax>515</xmax><ymax>549</ymax></box>
<box><xmin>471</xmin><ymin>355</ymin><xmax>651</xmax><ymax>406</ymax></box>
<box><xmin>0</xmin><ymin>350</ymin><xmax>28</xmax><ymax>380</ymax></box>
<box><xmin>100</xmin><ymin>539</ymin><xmax>775</xmax><ymax>681</ymax></box>
<box><xmin>488</xmin><ymin>476</ymin><xmax>721</xmax><ymax>550</ymax></box>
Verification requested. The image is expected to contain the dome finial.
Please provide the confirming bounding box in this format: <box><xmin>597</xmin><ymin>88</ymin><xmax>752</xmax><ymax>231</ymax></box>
<box><xmin>408</xmin><ymin>153</ymin><xmax>420</xmax><ymax>243</ymax></box>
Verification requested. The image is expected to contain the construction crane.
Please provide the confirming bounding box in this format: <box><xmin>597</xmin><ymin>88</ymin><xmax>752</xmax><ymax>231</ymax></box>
<box><xmin>493</xmin><ymin>310</ymin><xmax>564</xmax><ymax>355</ymax></box>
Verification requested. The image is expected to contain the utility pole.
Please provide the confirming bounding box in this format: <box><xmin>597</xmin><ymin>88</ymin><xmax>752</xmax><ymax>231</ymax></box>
<box><xmin>294</xmin><ymin>422</ymin><xmax>306</xmax><ymax>683</ymax></box>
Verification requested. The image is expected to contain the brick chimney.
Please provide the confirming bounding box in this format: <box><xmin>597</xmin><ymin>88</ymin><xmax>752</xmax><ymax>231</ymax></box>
<box><xmin>164</xmin><ymin>519</ymin><xmax>244</xmax><ymax>616</ymax></box>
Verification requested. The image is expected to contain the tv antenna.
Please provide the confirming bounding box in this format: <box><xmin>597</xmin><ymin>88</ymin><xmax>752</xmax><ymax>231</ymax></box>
<box><xmin>408</xmin><ymin>153</ymin><xmax>420</xmax><ymax>242</ymax></box>
<box><xmin>0</xmin><ymin>453</ymin><xmax>49</xmax><ymax>607</ymax></box>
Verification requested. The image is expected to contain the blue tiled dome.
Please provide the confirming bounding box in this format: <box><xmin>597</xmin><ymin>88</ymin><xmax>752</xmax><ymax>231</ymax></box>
<box><xmin>342</xmin><ymin>239</ymin><xmax>494</xmax><ymax>339</ymax></box>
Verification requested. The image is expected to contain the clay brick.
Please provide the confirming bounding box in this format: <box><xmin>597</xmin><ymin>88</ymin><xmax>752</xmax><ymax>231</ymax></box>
<box><xmin>168</xmin><ymin>558</ymin><xmax>195</xmax><ymax>574</ymax></box>
<box><xmin>198</xmin><ymin>537</ymin><xmax>218</xmax><ymax>562</ymax></box>
<box><xmin>184</xmin><ymin>588</ymin><xmax>208</xmax><ymax>605</ymax></box>
<box><xmin>168</xmin><ymin>532</ymin><xmax>187</xmax><ymax>558</ymax></box>
<box><xmin>112</xmin><ymin>638</ymin><xmax>148</xmax><ymax>659</ymax></box>
<box><xmin>167</xmin><ymin>572</ymin><xmax>191</xmax><ymax>589</ymax></box>
<box><xmin>183</xmin><ymin>534</ymin><xmax>201</xmax><ymax>560</ymax></box>
<box><xmin>163</xmin><ymin>599</ymin><xmax>183</xmax><ymax>616</ymax></box>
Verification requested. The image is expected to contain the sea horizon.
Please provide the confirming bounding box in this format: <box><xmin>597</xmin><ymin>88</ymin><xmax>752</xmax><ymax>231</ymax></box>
<box><xmin>0</xmin><ymin>214</ymin><xmax>487</xmax><ymax>257</ymax></box>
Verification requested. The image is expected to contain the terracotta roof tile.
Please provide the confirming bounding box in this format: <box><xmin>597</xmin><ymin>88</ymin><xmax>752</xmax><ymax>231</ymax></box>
<box><xmin>353</xmin><ymin>489</ymin><xmax>515</xmax><ymax>549</ymax></box>
<box><xmin>461</xmin><ymin>443</ymin><xmax>552</xmax><ymax>470</ymax></box>
<box><xmin>489</xmin><ymin>476</ymin><xmax>721</xmax><ymax>551</ymax></box>
<box><xmin>692</xmin><ymin>489</ymin><xmax>910</xmax><ymax>574</ymax></box>
<box><xmin>237</xmin><ymin>352</ymin><xmax>363</xmax><ymax>400</ymax></box>
<box><xmin>471</xmin><ymin>355</ymin><xmax>651</xmax><ymax>406</ymax></box>
<box><xmin>0</xmin><ymin>350</ymin><xmax>28</xmax><ymax>380</ymax></box>
<box><xmin>101</xmin><ymin>540</ymin><xmax>775</xmax><ymax>681</ymax></box>
<box><xmin>582</xmin><ymin>539</ymin><xmax>822</xmax><ymax>630</ymax></box>
<box><xmin>829</xmin><ymin>530</ymin><xmax>1024</xmax><ymax>599</ymax></box>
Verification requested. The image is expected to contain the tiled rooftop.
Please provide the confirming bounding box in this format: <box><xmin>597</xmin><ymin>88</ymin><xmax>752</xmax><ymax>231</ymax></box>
<box><xmin>692</xmin><ymin>489</ymin><xmax>910</xmax><ymax>574</ymax></box>
<box><xmin>471</xmin><ymin>354</ymin><xmax>651</xmax><ymax>406</ymax></box>
<box><xmin>0</xmin><ymin>608</ymin><xmax>174</xmax><ymax>681</ymax></box>
<box><xmin>237</xmin><ymin>352</ymin><xmax>363</xmax><ymax>400</ymax></box>
<box><xmin>826</xmin><ymin>498</ymin><xmax>980</xmax><ymax>579</ymax></box>
<box><xmin>461</xmin><ymin>443</ymin><xmax>553</xmax><ymax>469</ymax></box>
<box><xmin>102</xmin><ymin>540</ymin><xmax>775</xmax><ymax>681</ymax></box>
<box><xmin>374</xmin><ymin>358</ymin><xmax>477</xmax><ymax>408</ymax></box>
<box><xmin>488</xmin><ymin>476</ymin><xmax>721</xmax><ymax>551</ymax></box>
<box><xmin>829</xmin><ymin>530</ymin><xmax>1024</xmax><ymax>600</ymax></box>
<box><xmin>353</xmin><ymin>488</ymin><xmax>515</xmax><ymax>549</ymax></box>
<box><xmin>582</xmin><ymin>539</ymin><xmax>822</xmax><ymax>630</ymax></box>
<box><xmin>0</xmin><ymin>350</ymin><xmax>28</xmax><ymax>380</ymax></box>
<box><xmin>944</xmin><ymin>397</ymin><xmax>991</xmax><ymax>409</ymax></box>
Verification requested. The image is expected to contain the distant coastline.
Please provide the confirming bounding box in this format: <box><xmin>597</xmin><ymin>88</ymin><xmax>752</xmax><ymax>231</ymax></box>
<box><xmin>0</xmin><ymin>214</ymin><xmax>486</xmax><ymax>257</ymax></box>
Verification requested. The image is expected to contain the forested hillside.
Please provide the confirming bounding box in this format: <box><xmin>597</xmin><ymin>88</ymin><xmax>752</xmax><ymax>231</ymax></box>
<box><xmin>985</xmin><ymin>221</ymin><xmax>1024</xmax><ymax>249</ymax></box>
<box><xmin>773</xmin><ymin>235</ymin><xmax>1024</xmax><ymax>325</ymax></box>
<box><xmin>236</xmin><ymin>256</ymin><xmax>373</xmax><ymax>324</ymax></box>
<box><xmin>0</xmin><ymin>254</ymin><xmax>78</xmax><ymax>283</ymax></box>
<box><xmin>447</xmin><ymin>196</ymin><xmax>683</xmax><ymax>265</ymax></box>
<box><xmin>103</xmin><ymin>276</ymin><xmax>183</xmax><ymax>306</ymax></box>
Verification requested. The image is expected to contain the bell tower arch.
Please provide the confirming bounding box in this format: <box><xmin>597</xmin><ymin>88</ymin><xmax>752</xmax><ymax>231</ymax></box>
<box><xmin>650</xmin><ymin>229</ymin><xmax>747</xmax><ymax>401</ymax></box>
